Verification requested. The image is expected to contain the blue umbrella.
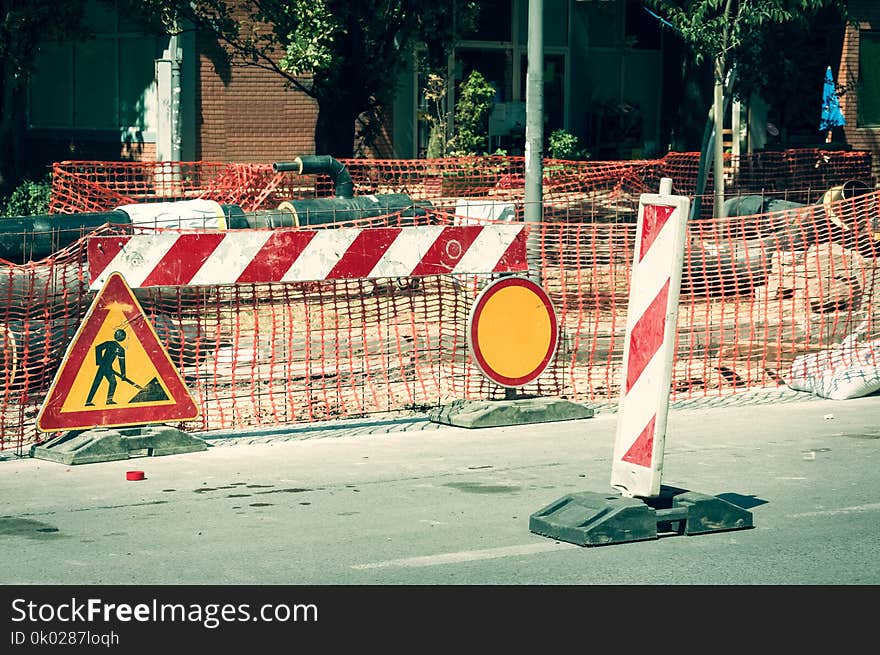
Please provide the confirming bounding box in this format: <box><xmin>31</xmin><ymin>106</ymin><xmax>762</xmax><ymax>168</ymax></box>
<box><xmin>820</xmin><ymin>66</ymin><xmax>845</xmax><ymax>143</ymax></box>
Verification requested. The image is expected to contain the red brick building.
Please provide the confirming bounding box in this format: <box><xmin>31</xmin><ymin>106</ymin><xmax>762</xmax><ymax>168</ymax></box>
<box><xmin>20</xmin><ymin>0</ymin><xmax>880</xmax><ymax>184</ymax></box>
<box><xmin>838</xmin><ymin>0</ymin><xmax>880</xmax><ymax>181</ymax></box>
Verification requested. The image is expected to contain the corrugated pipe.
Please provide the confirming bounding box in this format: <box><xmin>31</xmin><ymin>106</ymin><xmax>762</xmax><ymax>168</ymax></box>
<box><xmin>273</xmin><ymin>155</ymin><xmax>355</xmax><ymax>199</ymax></box>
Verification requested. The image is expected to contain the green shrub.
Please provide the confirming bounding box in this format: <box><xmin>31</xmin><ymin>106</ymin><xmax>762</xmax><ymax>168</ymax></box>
<box><xmin>448</xmin><ymin>70</ymin><xmax>496</xmax><ymax>156</ymax></box>
<box><xmin>548</xmin><ymin>129</ymin><xmax>587</xmax><ymax>160</ymax></box>
<box><xmin>2</xmin><ymin>175</ymin><xmax>52</xmax><ymax>217</ymax></box>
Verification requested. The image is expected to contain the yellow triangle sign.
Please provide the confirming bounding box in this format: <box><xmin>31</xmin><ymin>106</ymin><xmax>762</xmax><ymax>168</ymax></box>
<box><xmin>37</xmin><ymin>272</ymin><xmax>200</xmax><ymax>432</ymax></box>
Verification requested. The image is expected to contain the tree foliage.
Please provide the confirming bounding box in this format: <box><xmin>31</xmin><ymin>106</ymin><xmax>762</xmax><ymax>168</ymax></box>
<box><xmin>0</xmin><ymin>1</ymin><xmax>92</xmax><ymax>195</ymax></box>
<box><xmin>1</xmin><ymin>175</ymin><xmax>52</xmax><ymax>217</ymax></box>
<box><xmin>448</xmin><ymin>70</ymin><xmax>496</xmax><ymax>156</ymax></box>
<box><xmin>421</xmin><ymin>73</ymin><xmax>449</xmax><ymax>158</ymax></box>
<box><xmin>139</xmin><ymin>0</ymin><xmax>480</xmax><ymax>158</ymax></box>
<box><xmin>644</xmin><ymin>0</ymin><xmax>848</xmax><ymax>99</ymax></box>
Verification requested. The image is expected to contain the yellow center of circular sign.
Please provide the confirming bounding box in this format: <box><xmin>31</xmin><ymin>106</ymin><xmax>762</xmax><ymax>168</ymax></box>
<box><xmin>476</xmin><ymin>285</ymin><xmax>553</xmax><ymax>380</ymax></box>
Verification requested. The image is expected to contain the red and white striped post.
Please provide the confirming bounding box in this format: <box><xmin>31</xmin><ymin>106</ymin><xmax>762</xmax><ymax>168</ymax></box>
<box><xmin>611</xmin><ymin>178</ymin><xmax>690</xmax><ymax>498</ymax></box>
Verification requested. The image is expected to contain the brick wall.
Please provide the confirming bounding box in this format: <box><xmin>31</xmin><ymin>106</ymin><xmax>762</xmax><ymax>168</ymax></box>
<box><xmin>197</xmin><ymin>30</ymin><xmax>317</xmax><ymax>162</ymax></box>
<box><xmin>195</xmin><ymin>8</ymin><xmax>400</xmax><ymax>162</ymax></box>
<box><xmin>839</xmin><ymin>0</ymin><xmax>880</xmax><ymax>186</ymax></box>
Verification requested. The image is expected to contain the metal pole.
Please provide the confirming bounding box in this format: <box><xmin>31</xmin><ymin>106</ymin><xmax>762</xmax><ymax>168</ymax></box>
<box><xmin>713</xmin><ymin>58</ymin><xmax>725</xmax><ymax>218</ymax></box>
<box><xmin>525</xmin><ymin>0</ymin><xmax>543</xmax><ymax>285</ymax></box>
<box><xmin>170</xmin><ymin>33</ymin><xmax>182</xmax><ymax>163</ymax></box>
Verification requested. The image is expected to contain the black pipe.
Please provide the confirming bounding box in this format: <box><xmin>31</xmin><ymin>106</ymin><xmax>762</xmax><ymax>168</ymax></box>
<box><xmin>723</xmin><ymin>180</ymin><xmax>873</xmax><ymax>219</ymax></box>
<box><xmin>0</xmin><ymin>203</ymin><xmax>248</xmax><ymax>264</ymax></box>
<box><xmin>273</xmin><ymin>155</ymin><xmax>355</xmax><ymax>199</ymax></box>
<box><xmin>0</xmin><ymin>210</ymin><xmax>131</xmax><ymax>264</ymax></box>
<box><xmin>271</xmin><ymin>195</ymin><xmax>430</xmax><ymax>228</ymax></box>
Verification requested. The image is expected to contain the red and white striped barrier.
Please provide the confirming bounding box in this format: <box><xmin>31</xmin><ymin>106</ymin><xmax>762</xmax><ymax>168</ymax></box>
<box><xmin>87</xmin><ymin>224</ymin><xmax>528</xmax><ymax>289</ymax></box>
<box><xmin>611</xmin><ymin>178</ymin><xmax>690</xmax><ymax>498</ymax></box>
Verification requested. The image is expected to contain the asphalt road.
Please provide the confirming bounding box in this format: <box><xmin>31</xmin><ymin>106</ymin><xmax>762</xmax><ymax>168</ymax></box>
<box><xmin>1</xmin><ymin>393</ymin><xmax>879</xmax><ymax>585</ymax></box>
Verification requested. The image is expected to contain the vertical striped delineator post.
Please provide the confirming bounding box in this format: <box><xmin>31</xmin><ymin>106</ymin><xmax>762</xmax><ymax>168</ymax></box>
<box><xmin>531</xmin><ymin>181</ymin><xmax>752</xmax><ymax>544</ymax></box>
<box><xmin>611</xmin><ymin>178</ymin><xmax>690</xmax><ymax>498</ymax></box>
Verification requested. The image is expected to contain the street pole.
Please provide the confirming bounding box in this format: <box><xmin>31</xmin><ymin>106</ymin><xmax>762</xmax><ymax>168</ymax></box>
<box><xmin>525</xmin><ymin>0</ymin><xmax>543</xmax><ymax>285</ymax></box>
<box><xmin>713</xmin><ymin>56</ymin><xmax>724</xmax><ymax>218</ymax></box>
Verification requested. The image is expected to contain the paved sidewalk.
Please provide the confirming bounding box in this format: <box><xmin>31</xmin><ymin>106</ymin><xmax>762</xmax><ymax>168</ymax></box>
<box><xmin>0</xmin><ymin>385</ymin><xmax>834</xmax><ymax>458</ymax></box>
<box><xmin>192</xmin><ymin>385</ymin><xmax>826</xmax><ymax>448</ymax></box>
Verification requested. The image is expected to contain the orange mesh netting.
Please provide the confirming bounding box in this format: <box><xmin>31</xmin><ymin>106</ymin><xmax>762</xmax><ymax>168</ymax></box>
<box><xmin>1</xmin><ymin>149</ymin><xmax>877</xmax><ymax>454</ymax></box>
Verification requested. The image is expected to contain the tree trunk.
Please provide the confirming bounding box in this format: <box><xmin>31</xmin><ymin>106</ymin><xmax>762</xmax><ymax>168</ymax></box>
<box><xmin>0</xmin><ymin>64</ymin><xmax>26</xmax><ymax>197</ymax></box>
<box><xmin>313</xmin><ymin>97</ymin><xmax>362</xmax><ymax>159</ymax></box>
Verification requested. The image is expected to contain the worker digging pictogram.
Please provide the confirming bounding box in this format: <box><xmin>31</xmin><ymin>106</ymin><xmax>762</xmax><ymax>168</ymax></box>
<box><xmin>83</xmin><ymin>325</ymin><xmax>170</xmax><ymax>407</ymax></box>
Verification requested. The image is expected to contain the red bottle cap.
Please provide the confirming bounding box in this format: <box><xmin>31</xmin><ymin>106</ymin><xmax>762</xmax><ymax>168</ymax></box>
<box><xmin>126</xmin><ymin>470</ymin><xmax>145</xmax><ymax>481</ymax></box>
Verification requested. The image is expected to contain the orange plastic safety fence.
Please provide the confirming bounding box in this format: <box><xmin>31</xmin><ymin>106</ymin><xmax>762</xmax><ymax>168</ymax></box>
<box><xmin>1</xmin><ymin>151</ymin><xmax>878</xmax><ymax>455</ymax></box>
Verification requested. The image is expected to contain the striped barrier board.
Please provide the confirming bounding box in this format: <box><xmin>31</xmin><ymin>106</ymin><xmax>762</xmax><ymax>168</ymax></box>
<box><xmin>610</xmin><ymin>178</ymin><xmax>690</xmax><ymax>499</ymax></box>
<box><xmin>87</xmin><ymin>224</ymin><xmax>528</xmax><ymax>289</ymax></box>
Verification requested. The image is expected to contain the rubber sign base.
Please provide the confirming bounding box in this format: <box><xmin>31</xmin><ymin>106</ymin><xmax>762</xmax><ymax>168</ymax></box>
<box><xmin>30</xmin><ymin>425</ymin><xmax>207</xmax><ymax>465</ymax></box>
<box><xmin>529</xmin><ymin>486</ymin><xmax>753</xmax><ymax>547</ymax></box>
<box><xmin>429</xmin><ymin>397</ymin><xmax>594</xmax><ymax>429</ymax></box>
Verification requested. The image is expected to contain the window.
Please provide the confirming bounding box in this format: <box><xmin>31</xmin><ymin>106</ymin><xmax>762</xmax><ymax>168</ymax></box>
<box><xmin>519</xmin><ymin>53</ymin><xmax>566</xmax><ymax>137</ymax></box>
<box><xmin>456</xmin><ymin>49</ymin><xmax>511</xmax><ymax>103</ymax></box>
<box><xmin>585</xmin><ymin>0</ymin><xmax>622</xmax><ymax>48</ymax></box>
<box><xmin>625</xmin><ymin>0</ymin><xmax>662</xmax><ymax>50</ymax></box>
<box><xmin>462</xmin><ymin>0</ymin><xmax>513</xmax><ymax>42</ymax></box>
<box><xmin>415</xmin><ymin>0</ymin><xmax>570</xmax><ymax>156</ymax></box>
<box><xmin>859</xmin><ymin>31</ymin><xmax>880</xmax><ymax>127</ymax></box>
<box><xmin>28</xmin><ymin>0</ymin><xmax>161</xmax><ymax>140</ymax></box>
<box><xmin>516</xmin><ymin>0</ymin><xmax>569</xmax><ymax>48</ymax></box>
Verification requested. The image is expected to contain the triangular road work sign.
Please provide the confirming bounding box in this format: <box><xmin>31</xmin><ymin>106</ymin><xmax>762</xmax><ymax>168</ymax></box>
<box><xmin>37</xmin><ymin>272</ymin><xmax>200</xmax><ymax>432</ymax></box>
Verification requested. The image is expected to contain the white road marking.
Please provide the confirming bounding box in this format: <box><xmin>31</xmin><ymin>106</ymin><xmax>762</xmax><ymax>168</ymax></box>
<box><xmin>351</xmin><ymin>542</ymin><xmax>572</xmax><ymax>570</ymax></box>
<box><xmin>789</xmin><ymin>502</ymin><xmax>880</xmax><ymax>518</ymax></box>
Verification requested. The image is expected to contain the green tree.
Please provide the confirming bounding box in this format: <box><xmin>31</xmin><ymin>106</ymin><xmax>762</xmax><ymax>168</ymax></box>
<box><xmin>645</xmin><ymin>0</ymin><xmax>847</xmax><ymax>107</ymax></box>
<box><xmin>0</xmin><ymin>1</ymin><xmax>90</xmax><ymax>197</ymax></box>
<box><xmin>140</xmin><ymin>0</ymin><xmax>479</xmax><ymax>158</ymax></box>
<box><xmin>643</xmin><ymin>0</ymin><xmax>848</xmax><ymax>215</ymax></box>
<box><xmin>421</xmin><ymin>72</ymin><xmax>449</xmax><ymax>158</ymax></box>
<box><xmin>447</xmin><ymin>69</ymin><xmax>496</xmax><ymax>156</ymax></box>
<box><xmin>1</xmin><ymin>175</ymin><xmax>52</xmax><ymax>217</ymax></box>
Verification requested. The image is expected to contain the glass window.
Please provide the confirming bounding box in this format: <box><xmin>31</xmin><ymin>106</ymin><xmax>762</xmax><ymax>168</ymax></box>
<box><xmin>83</xmin><ymin>0</ymin><xmax>116</xmax><ymax>33</ymax></box>
<box><xmin>75</xmin><ymin>38</ymin><xmax>118</xmax><ymax>128</ymax></box>
<box><xmin>456</xmin><ymin>48</ymin><xmax>511</xmax><ymax>103</ymax></box>
<box><xmin>119</xmin><ymin>37</ymin><xmax>159</xmax><ymax>129</ymax></box>
<box><xmin>462</xmin><ymin>0</ymin><xmax>512</xmax><ymax>42</ymax></box>
<box><xmin>519</xmin><ymin>52</ymin><xmax>565</xmax><ymax>137</ymax></box>
<box><xmin>585</xmin><ymin>0</ymin><xmax>622</xmax><ymax>48</ymax></box>
<box><xmin>27</xmin><ymin>0</ymin><xmax>158</xmax><ymax>136</ymax></box>
<box><xmin>517</xmin><ymin>0</ymin><xmax>569</xmax><ymax>48</ymax></box>
<box><xmin>625</xmin><ymin>0</ymin><xmax>662</xmax><ymax>50</ymax></box>
<box><xmin>29</xmin><ymin>43</ymin><xmax>74</xmax><ymax>127</ymax></box>
<box><xmin>859</xmin><ymin>31</ymin><xmax>880</xmax><ymax>127</ymax></box>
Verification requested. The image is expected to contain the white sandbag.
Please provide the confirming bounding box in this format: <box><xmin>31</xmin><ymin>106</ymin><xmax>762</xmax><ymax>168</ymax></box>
<box><xmin>788</xmin><ymin>330</ymin><xmax>880</xmax><ymax>400</ymax></box>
